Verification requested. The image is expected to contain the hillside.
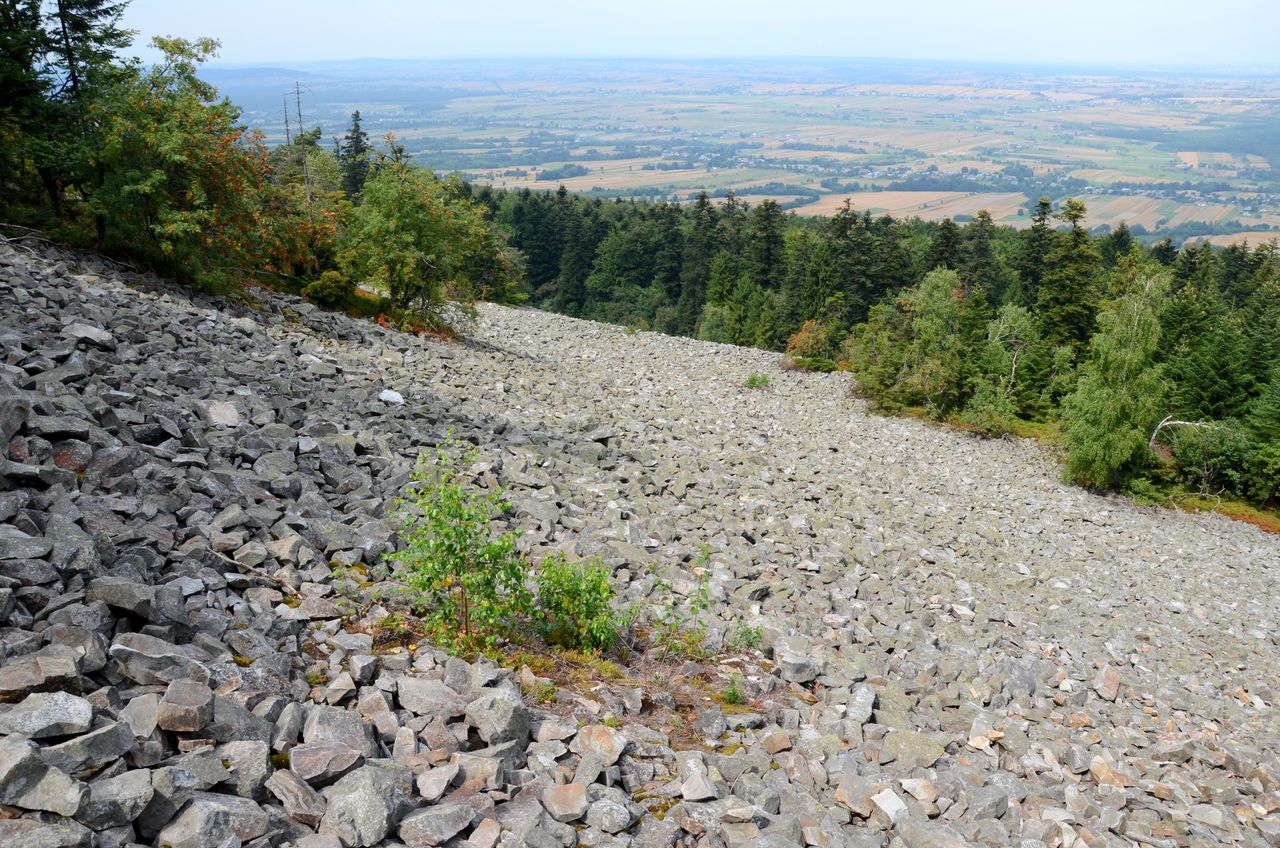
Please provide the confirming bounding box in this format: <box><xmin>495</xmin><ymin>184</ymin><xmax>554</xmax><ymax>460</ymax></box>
<box><xmin>1</xmin><ymin>237</ymin><xmax>1279</xmax><ymax>848</ymax></box>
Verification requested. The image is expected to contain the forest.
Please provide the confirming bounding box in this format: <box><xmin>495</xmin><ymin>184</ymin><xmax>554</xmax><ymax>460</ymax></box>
<box><xmin>2</xmin><ymin>1</ymin><xmax>1278</xmax><ymax>515</ymax></box>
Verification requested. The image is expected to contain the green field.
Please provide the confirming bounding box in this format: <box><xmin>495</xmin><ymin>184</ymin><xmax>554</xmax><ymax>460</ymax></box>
<box><xmin>208</xmin><ymin>58</ymin><xmax>1280</xmax><ymax>241</ymax></box>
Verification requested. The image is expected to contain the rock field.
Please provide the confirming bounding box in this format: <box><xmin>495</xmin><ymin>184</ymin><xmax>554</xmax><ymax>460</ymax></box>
<box><xmin>0</xmin><ymin>238</ymin><xmax>1278</xmax><ymax>848</ymax></box>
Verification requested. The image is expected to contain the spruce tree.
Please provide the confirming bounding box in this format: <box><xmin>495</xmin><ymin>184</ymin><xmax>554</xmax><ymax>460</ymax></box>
<box><xmin>337</xmin><ymin>110</ymin><xmax>370</xmax><ymax>198</ymax></box>
<box><xmin>1037</xmin><ymin>198</ymin><xmax>1101</xmax><ymax>355</ymax></box>
<box><xmin>1015</xmin><ymin>197</ymin><xmax>1055</xmax><ymax>307</ymax></box>
<box><xmin>926</xmin><ymin>218</ymin><xmax>961</xmax><ymax>271</ymax></box>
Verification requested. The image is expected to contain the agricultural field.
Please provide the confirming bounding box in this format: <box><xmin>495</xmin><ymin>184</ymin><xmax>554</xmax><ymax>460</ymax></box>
<box><xmin>207</xmin><ymin>58</ymin><xmax>1280</xmax><ymax>242</ymax></box>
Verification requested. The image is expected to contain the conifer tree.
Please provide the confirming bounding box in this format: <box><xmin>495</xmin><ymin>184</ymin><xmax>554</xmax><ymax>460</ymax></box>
<box><xmin>1037</xmin><ymin>198</ymin><xmax>1100</xmax><ymax>354</ymax></box>
<box><xmin>336</xmin><ymin>109</ymin><xmax>370</xmax><ymax>198</ymax></box>
<box><xmin>926</xmin><ymin>217</ymin><xmax>961</xmax><ymax>271</ymax></box>
<box><xmin>1015</xmin><ymin>197</ymin><xmax>1055</xmax><ymax>307</ymax></box>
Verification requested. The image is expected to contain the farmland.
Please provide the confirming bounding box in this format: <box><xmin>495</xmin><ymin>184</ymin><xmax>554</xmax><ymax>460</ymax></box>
<box><xmin>207</xmin><ymin>58</ymin><xmax>1280</xmax><ymax>243</ymax></box>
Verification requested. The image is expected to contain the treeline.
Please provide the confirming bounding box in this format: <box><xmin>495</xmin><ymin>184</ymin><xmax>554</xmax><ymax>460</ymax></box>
<box><xmin>0</xmin><ymin>1</ymin><xmax>520</xmax><ymax>331</ymax></box>
<box><xmin>478</xmin><ymin>186</ymin><xmax>1280</xmax><ymax>508</ymax></box>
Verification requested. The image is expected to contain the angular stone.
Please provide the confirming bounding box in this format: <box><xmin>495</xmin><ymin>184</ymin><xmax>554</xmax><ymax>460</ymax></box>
<box><xmin>188</xmin><ymin>790</ymin><xmax>270</xmax><ymax>842</ymax></box>
<box><xmin>464</xmin><ymin>688</ymin><xmax>529</xmax><ymax>746</ymax></box>
<box><xmin>303</xmin><ymin>704</ymin><xmax>377</xmax><ymax>758</ymax></box>
<box><xmin>77</xmin><ymin>768</ymin><xmax>154</xmax><ymax>829</ymax></box>
<box><xmin>155</xmin><ymin>797</ymin><xmax>238</xmax><ymax>848</ymax></box>
<box><xmin>397</xmin><ymin>676</ymin><xmax>469</xmax><ymax>717</ymax></box>
<box><xmin>541</xmin><ymin>782</ymin><xmax>589</xmax><ymax>822</ymax></box>
<box><xmin>290</xmin><ymin>742</ymin><xmax>365</xmax><ymax>786</ymax></box>
<box><xmin>86</xmin><ymin>576</ymin><xmax>154</xmax><ymax>618</ymax></box>
<box><xmin>215</xmin><ymin>740</ymin><xmax>271</xmax><ymax>799</ymax></box>
<box><xmin>586</xmin><ymin>798</ymin><xmax>633</xmax><ymax>833</ymax></box>
<box><xmin>267</xmin><ymin>767</ymin><xmax>327</xmax><ymax>826</ymax></box>
<box><xmin>108</xmin><ymin>632</ymin><xmax>207</xmax><ymax>685</ymax></box>
<box><xmin>399</xmin><ymin>802</ymin><xmax>477</xmax><ymax>847</ymax></box>
<box><xmin>569</xmin><ymin>724</ymin><xmax>628</xmax><ymax>766</ymax></box>
<box><xmin>1093</xmin><ymin>664</ymin><xmax>1120</xmax><ymax>702</ymax></box>
<box><xmin>38</xmin><ymin>720</ymin><xmax>134</xmax><ymax>775</ymax></box>
<box><xmin>318</xmin><ymin>762</ymin><xmax>413</xmax><ymax>848</ymax></box>
<box><xmin>0</xmin><ymin>691</ymin><xmax>94</xmax><ymax>738</ymax></box>
<box><xmin>0</xmin><ymin>736</ymin><xmax>88</xmax><ymax>816</ymax></box>
<box><xmin>773</xmin><ymin>635</ymin><xmax>822</xmax><ymax>684</ymax></box>
<box><xmin>880</xmin><ymin>730</ymin><xmax>944</xmax><ymax>771</ymax></box>
<box><xmin>157</xmin><ymin>679</ymin><xmax>214</xmax><ymax>732</ymax></box>
<box><xmin>196</xmin><ymin>400</ymin><xmax>240</xmax><ymax>429</ymax></box>
<box><xmin>0</xmin><ymin>648</ymin><xmax>81</xmax><ymax>703</ymax></box>
<box><xmin>0</xmin><ymin>818</ymin><xmax>93</xmax><ymax>848</ymax></box>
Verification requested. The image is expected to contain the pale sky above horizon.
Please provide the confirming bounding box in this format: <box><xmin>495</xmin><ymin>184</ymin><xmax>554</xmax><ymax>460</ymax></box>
<box><xmin>120</xmin><ymin>0</ymin><xmax>1280</xmax><ymax>68</ymax></box>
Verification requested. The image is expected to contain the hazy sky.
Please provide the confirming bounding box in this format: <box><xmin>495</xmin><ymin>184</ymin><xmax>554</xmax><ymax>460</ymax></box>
<box><xmin>121</xmin><ymin>0</ymin><xmax>1280</xmax><ymax>67</ymax></box>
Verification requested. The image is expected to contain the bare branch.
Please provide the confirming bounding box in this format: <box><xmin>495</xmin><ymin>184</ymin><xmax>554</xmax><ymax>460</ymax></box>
<box><xmin>1148</xmin><ymin>414</ymin><xmax>1212</xmax><ymax>452</ymax></box>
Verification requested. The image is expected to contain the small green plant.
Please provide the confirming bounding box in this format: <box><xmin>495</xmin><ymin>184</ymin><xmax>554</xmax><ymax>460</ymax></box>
<box><xmin>388</xmin><ymin>442</ymin><xmax>529</xmax><ymax>649</ymax></box>
<box><xmin>303</xmin><ymin>269</ymin><xmax>355</xmax><ymax>307</ymax></box>
<box><xmin>305</xmin><ymin>668</ymin><xmax>328</xmax><ymax>687</ymax></box>
<box><xmin>744</xmin><ymin>373</ymin><xmax>770</xmax><ymax>390</ymax></box>
<box><xmin>721</xmin><ymin>675</ymin><xmax>745</xmax><ymax>705</ymax></box>
<box><xmin>536</xmin><ymin>554</ymin><xmax>623</xmax><ymax>651</ymax></box>
<box><xmin>650</xmin><ymin>548</ymin><xmax>713</xmax><ymax>660</ymax></box>
<box><xmin>727</xmin><ymin>624</ymin><xmax>762</xmax><ymax>652</ymax></box>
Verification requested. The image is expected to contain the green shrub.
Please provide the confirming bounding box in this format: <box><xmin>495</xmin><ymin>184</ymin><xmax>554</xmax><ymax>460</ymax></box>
<box><xmin>303</xmin><ymin>270</ymin><xmax>355</xmax><ymax>307</ymax></box>
<box><xmin>1167</xmin><ymin>420</ymin><xmax>1250</xmax><ymax>495</ymax></box>
<box><xmin>727</xmin><ymin>624</ymin><xmax>762</xmax><ymax>651</ymax></box>
<box><xmin>744</xmin><ymin>373</ymin><xmax>770</xmax><ymax>390</ymax></box>
<box><xmin>650</xmin><ymin>553</ymin><xmax>712</xmax><ymax>660</ymax></box>
<box><xmin>536</xmin><ymin>554</ymin><xmax>622</xmax><ymax>651</ymax></box>
<box><xmin>388</xmin><ymin>444</ymin><xmax>528</xmax><ymax>648</ymax></box>
<box><xmin>721</xmin><ymin>675</ymin><xmax>745</xmax><ymax>705</ymax></box>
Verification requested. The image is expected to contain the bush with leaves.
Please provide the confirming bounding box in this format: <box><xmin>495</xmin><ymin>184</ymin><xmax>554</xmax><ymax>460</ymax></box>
<box><xmin>535</xmin><ymin>554</ymin><xmax>622</xmax><ymax>651</ymax></box>
<box><xmin>303</xmin><ymin>270</ymin><xmax>355</xmax><ymax>307</ymax></box>
<box><xmin>1167</xmin><ymin>420</ymin><xmax>1250</xmax><ymax>495</ymax></box>
<box><xmin>340</xmin><ymin>155</ymin><xmax>520</xmax><ymax>334</ymax></box>
<box><xmin>388</xmin><ymin>445</ymin><xmax>528</xmax><ymax>648</ymax></box>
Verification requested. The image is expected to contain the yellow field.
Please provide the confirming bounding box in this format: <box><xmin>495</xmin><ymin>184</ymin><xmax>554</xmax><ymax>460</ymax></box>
<box><xmin>804</xmin><ymin>191</ymin><xmax>1027</xmax><ymax>220</ymax></box>
<box><xmin>1193</xmin><ymin>232</ymin><xmax>1280</xmax><ymax>247</ymax></box>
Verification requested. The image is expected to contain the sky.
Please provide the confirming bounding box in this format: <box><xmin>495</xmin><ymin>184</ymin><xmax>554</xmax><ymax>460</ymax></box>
<box><xmin>120</xmin><ymin>0</ymin><xmax>1280</xmax><ymax>68</ymax></box>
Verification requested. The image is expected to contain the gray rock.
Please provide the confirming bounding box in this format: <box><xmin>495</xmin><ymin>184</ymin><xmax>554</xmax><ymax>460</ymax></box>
<box><xmin>303</xmin><ymin>704</ymin><xmax>377</xmax><ymax>758</ymax></box>
<box><xmin>77</xmin><ymin>768</ymin><xmax>154</xmax><ymax>829</ymax></box>
<box><xmin>465</xmin><ymin>688</ymin><xmax>530</xmax><ymax>746</ymax></box>
<box><xmin>318</xmin><ymin>762</ymin><xmax>413</xmax><ymax>847</ymax></box>
<box><xmin>398</xmin><ymin>802</ymin><xmax>477</xmax><ymax>847</ymax></box>
<box><xmin>0</xmin><ymin>818</ymin><xmax>93</xmax><ymax>848</ymax></box>
<box><xmin>108</xmin><ymin>633</ymin><xmax>207</xmax><ymax>685</ymax></box>
<box><xmin>397</xmin><ymin>676</ymin><xmax>469</xmax><ymax>718</ymax></box>
<box><xmin>585</xmin><ymin>798</ymin><xmax>633</xmax><ymax>833</ymax></box>
<box><xmin>196</xmin><ymin>399</ymin><xmax>240</xmax><ymax>429</ymax></box>
<box><xmin>187</xmin><ymin>791</ymin><xmax>270</xmax><ymax>842</ymax></box>
<box><xmin>290</xmin><ymin>742</ymin><xmax>365</xmax><ymax>786</ymax></box>
<box><xmin>267</xmin><ymin>767</ymin><xmax>327</xmax><ymax>826</ymax></box>
<box><xmin>38</xmin><ymin>720</ymin><xmax>134</xmax><ymax>775</ymax></box>
<box><xmin>569</xmin><ymin>724</ymin><xmax>628</xmax><ymax>766</ymax></box>
<box><xmin>155</xmin><ymin>797</ymin><xmax>239</xmax><ymax>848</ymax></box>
<box><xmin>0</xmin><ymin>736</ymin><xmax>88</xmax><ymax>816</ymax></box>
<box><xmin>0</xmin><ymin>691</ymin><xmax>94</xmax><ymax>738</ymax></box>
<box><xmin>772</xmin><ymin>635</ymin><xmax>822</xmax><ymax>684</ymax></box>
